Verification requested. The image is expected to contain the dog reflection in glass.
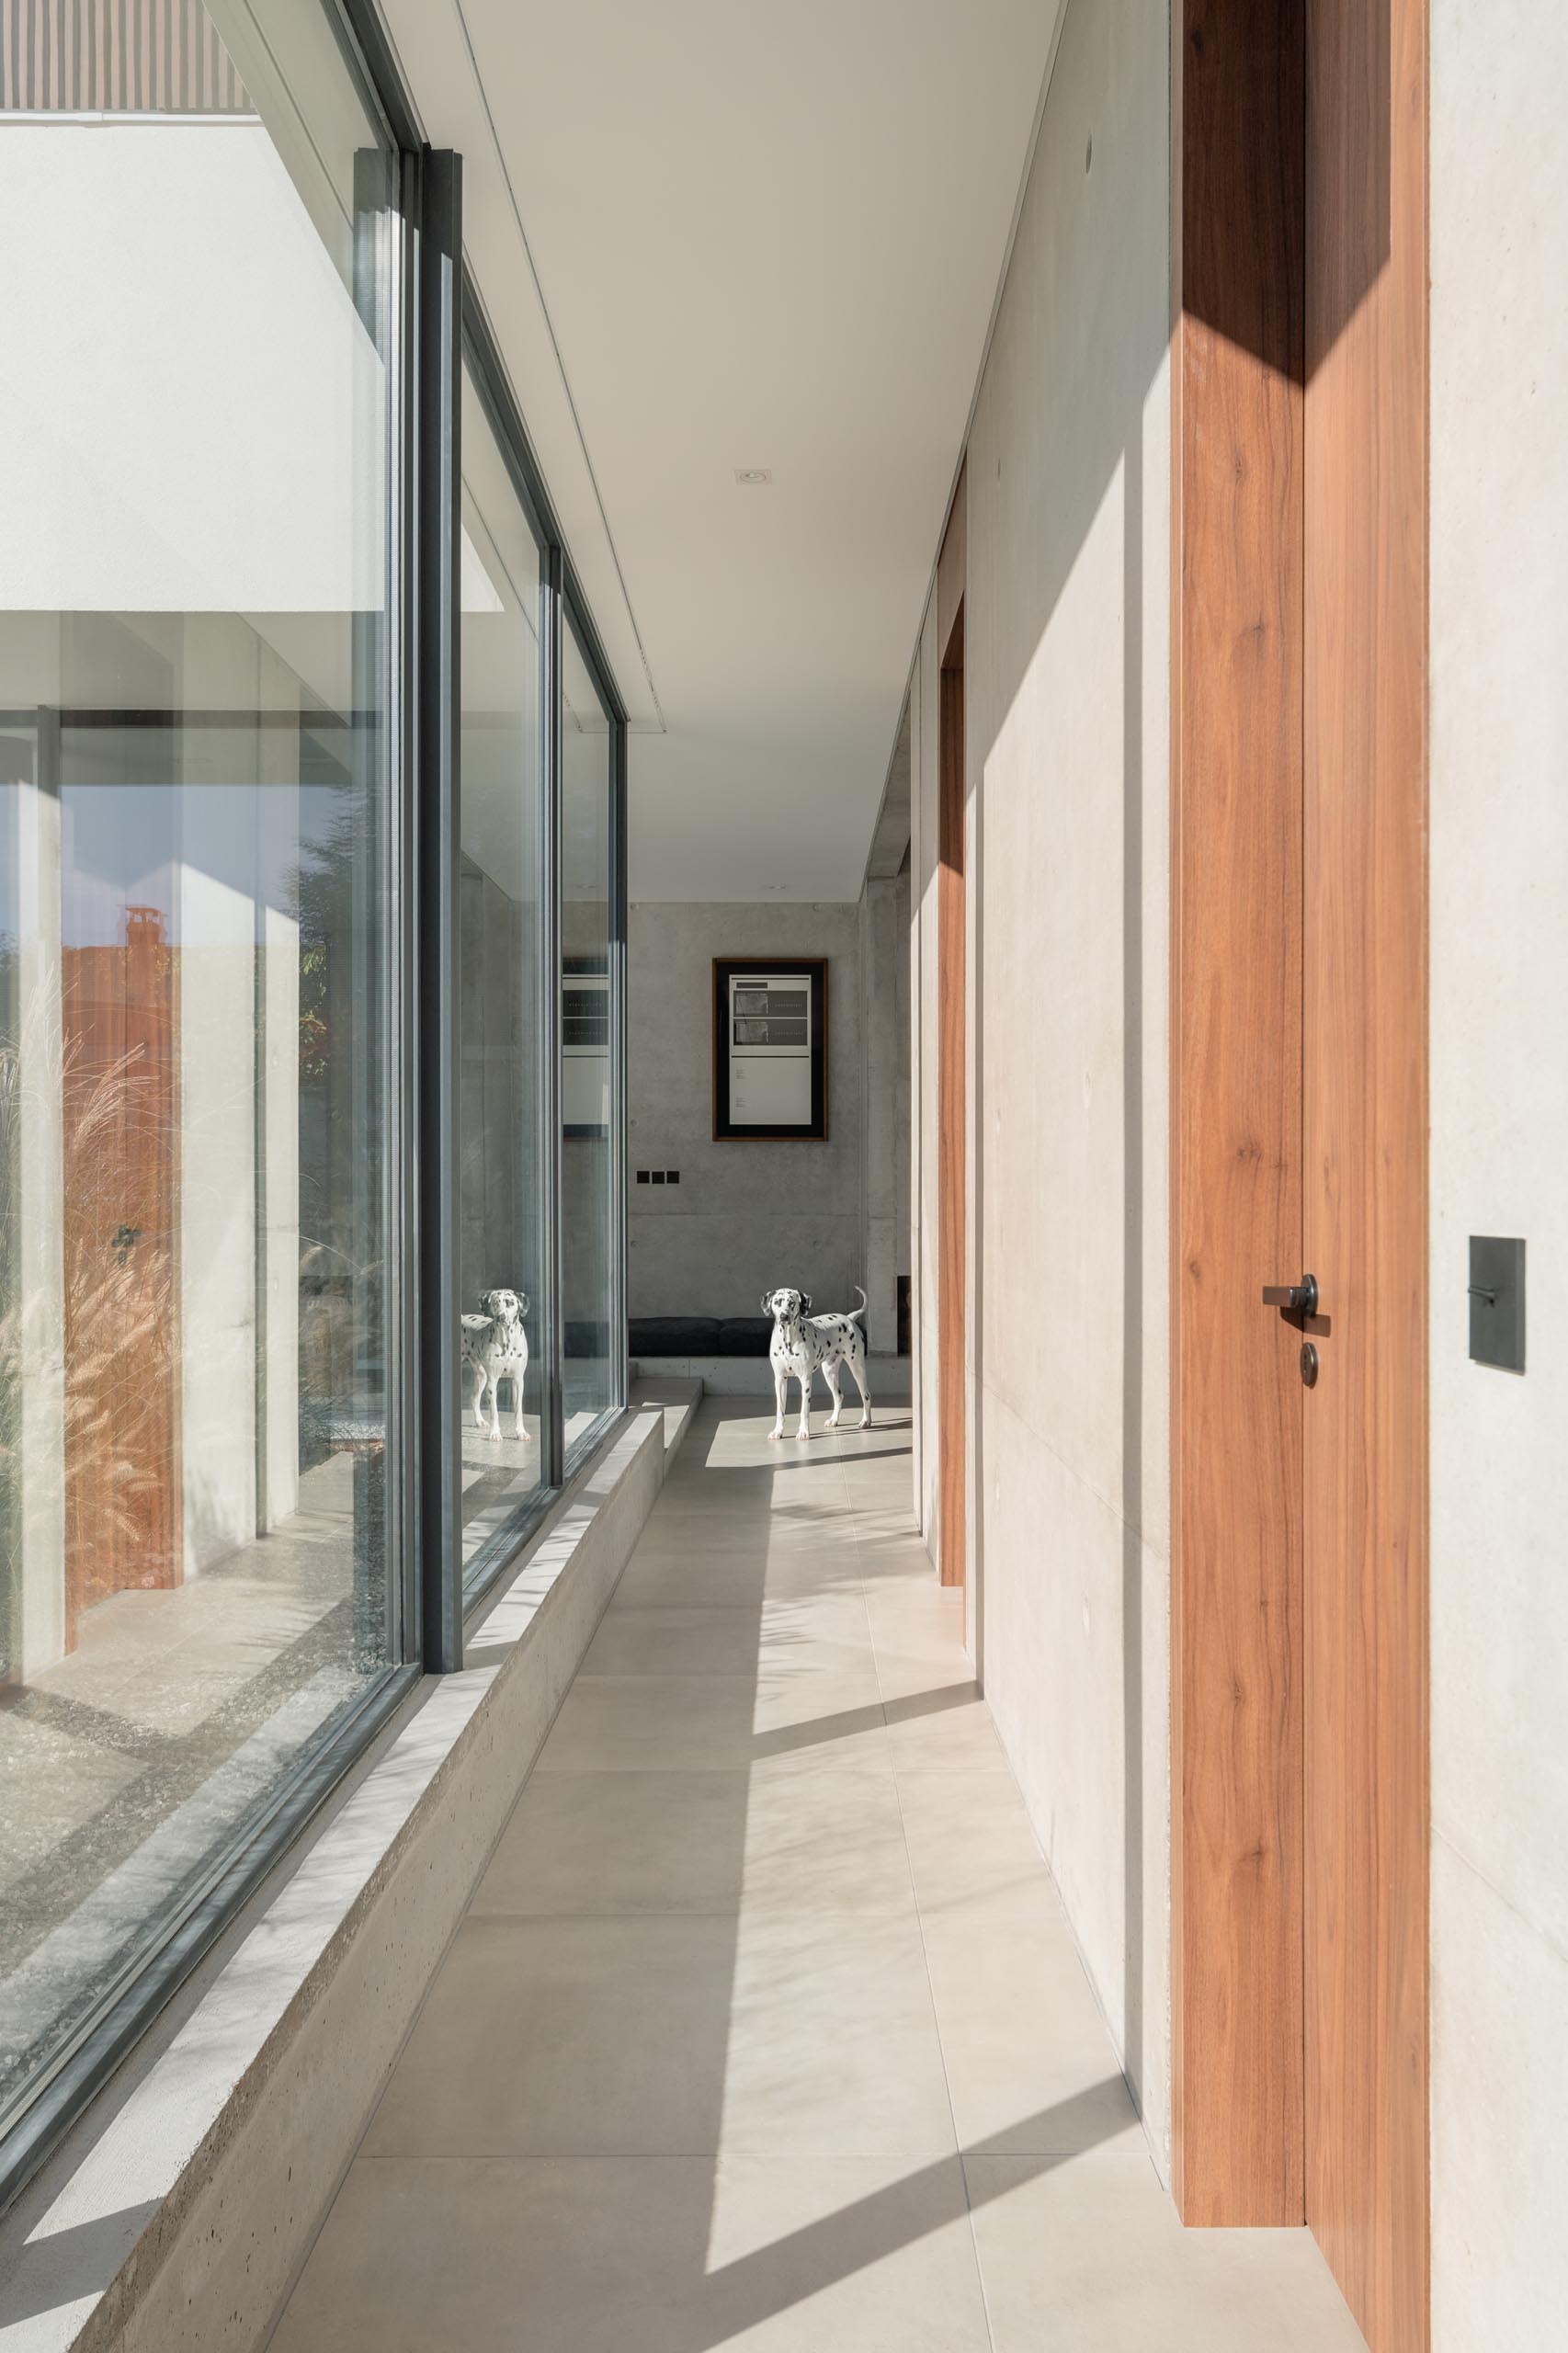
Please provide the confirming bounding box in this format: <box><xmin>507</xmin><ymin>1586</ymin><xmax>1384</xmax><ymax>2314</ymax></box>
<box><xmin>461</xmin><ymin>1289</ymin><xmax>531</xmax><ymax>1442</ymax></box>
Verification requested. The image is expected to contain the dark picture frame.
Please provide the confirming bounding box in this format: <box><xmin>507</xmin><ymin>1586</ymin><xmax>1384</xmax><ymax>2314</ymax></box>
<box><xmin>711</xmin><ymin>956</ymin><xmax>828</xmax><ymax>1141</ymax></box>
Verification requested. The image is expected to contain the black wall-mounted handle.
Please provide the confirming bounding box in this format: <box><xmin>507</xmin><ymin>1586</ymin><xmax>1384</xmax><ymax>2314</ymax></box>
<box><xmin>1262</xmin><ymin>1273</ymin><xmax>1318</xmax><ymax>1317</ymax></box>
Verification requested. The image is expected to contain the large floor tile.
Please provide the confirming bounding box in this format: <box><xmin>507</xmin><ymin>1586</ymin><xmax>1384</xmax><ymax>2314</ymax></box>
<box><xmin>736</xmin><ymin>1766</ymin><xmax>915</xmax><ymax>1915</ymax></box>
<box><xmin>894</xmin><ymin>1767</ymin><xmax>1058</xmax><ymax>1917</ymax></box>
<box><xmin>583</xmin><ymin>1605</ymin><xmax>768</xmax><ymax>1677</ymax></box>
<box><xmin>362</xmin><ymin>1915</ymin><xmax>738</xmax><ymax>2154</ymax></box>
<box><xmin>747</xmin><ymin>1671</ymin><xmax>891</xmax><ymax>1768</ymax></box>
<box><xmin>583</xmin><ymin>1600</ymin><xmax>876</xmax><ymax>1680</ymax></box>
<box><xmin>536</xmin><ymin>1675</ymin><xmax>891</xmax><ymax>1775</ymax></box>
<box><xmin>612</xmin><ymin>1548</ymin><xmax>771</xmax><ymax>1608</ymax></box>
<box><xmin>473</xmin><ymin>1766</ymin><xmax>915</xmax><ymax>1918</ymax></box>
<box><xmin>719</xmin><ymin>1909</ymin><xmax>957</xmax><ymax>2154</ymax></box>
<box><xmin>271</xmin><ymin>2154</ymin><xmax>993</xmax><ymax>2353</ymax></box>
<box><xmin>963</xmin><ymin>2152</ymin><xmax>1367</xmax><ymax>2352</ymax></box>
<box><xmin>884</xmin><ymin>1684</ymin><xmax>1010</xmax><ymax>1772</ymax></box>
<box><xmin>919</xmin><ymin>1900</ymin><xmax>1142</xmax><ymax>2154</ymax></box>
<box><xmin>473</xmin><ymin>1769</ymin><xmax>754</xmax><ymax>1915</ymax></box>
<box><xmin>616</xmin><ymin>1546</ymin><xmax>869</xmax><ymax>1610</ymax></box>
<box><xmin>538</xmin><ymin>1676</ymin><xmax>762</xmax><ymax>1771</ymax></box>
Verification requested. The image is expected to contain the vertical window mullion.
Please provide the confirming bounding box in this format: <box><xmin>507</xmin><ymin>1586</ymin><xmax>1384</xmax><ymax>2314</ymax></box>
<box><xmin>541</xmin><ymin>548</ymin><xmax>567</xmax><ymax>1488</ymax></box>
<box><xmin>390</xmin><ymin>141</ymin><xmax>420</xmax><ymax>1670</ymax></box>
<box><xmin>415</xmin><ymin>147</ymin><xmax>463</xmax><ymax>1673</ymax></box>
<box><xmin>609</xmin><ymin>712</ymin><xmax>629</xmax><ymax>1413</ymax></box>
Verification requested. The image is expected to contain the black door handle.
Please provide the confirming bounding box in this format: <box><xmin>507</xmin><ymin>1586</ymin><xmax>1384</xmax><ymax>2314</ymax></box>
<box><xmin>1262</xmin><ymin>1273</ymin><xmax>1318</xmax><ymax>1317</ymax></box>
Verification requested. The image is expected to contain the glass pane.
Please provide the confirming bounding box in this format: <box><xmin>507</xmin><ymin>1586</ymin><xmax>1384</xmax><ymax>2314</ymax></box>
<box><xmin>458</xmin><ymin>370</ymin><xmax>548</xmax><ymax>1567</ymax></box>
<box><xmin>0</xmin><ymin>0</ymin><xmax>397</xmax><ymax>2134</ymax></box>
<box><xmin>560</xmin><ymin>620</ymin><xmax>615</xmax><ymax>1448</ymax></box>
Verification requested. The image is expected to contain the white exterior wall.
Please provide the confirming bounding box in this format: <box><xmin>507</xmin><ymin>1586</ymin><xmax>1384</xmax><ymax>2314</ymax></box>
<box><xmin>907</xmin><ymin>0</ymin><xmax>1173</xmax><ymax>2167</ymax></box>
<box><xmin>1428</xmin><ymin>9</ymin><xmax>1568</xmax><ymax>2346</ymax></box>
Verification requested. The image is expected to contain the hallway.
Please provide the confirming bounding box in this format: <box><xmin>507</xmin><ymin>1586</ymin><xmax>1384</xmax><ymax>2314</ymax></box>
<box><xmin>270</xmin><ymin>1404</ymin><xmax>1362</xmax><ymax>2352</ymax></box>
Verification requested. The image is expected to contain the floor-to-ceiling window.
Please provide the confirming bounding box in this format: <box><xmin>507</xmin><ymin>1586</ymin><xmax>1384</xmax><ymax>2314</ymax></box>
<box><xmin>0</xmin><ymin>0</ymin><xmax>627</xmax><ymax>2207</ymax></box>
<box><xmin>0</xmin><ymin>0</ymin><xmax>406</xmax><ymax>2173</ymax></box>
<box><xmin>560</xmin><ymin>617</ymin><xmax>617</xmax><ymax>1451</ymax></box>
<box><xmin>457</xmin><ymin>361</ymin><xmax>549</xmax><ymax>1574</ymax></box>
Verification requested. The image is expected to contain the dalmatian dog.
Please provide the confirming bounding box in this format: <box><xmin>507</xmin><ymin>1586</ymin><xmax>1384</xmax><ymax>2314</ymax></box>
<box><xmin>460</xmin><ymin>1289</ymin><xmax>531</xmax><ymax>1443</ymax></box>
<box><xmin>763</xmin><ymin>1284</ymin><xmax>872</xmax><ymax>1440</ymax></box>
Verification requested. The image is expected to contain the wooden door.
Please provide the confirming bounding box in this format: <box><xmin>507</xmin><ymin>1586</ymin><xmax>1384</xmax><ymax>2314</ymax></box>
<box><xmin>1170</xmin><ymin>0</ymin><xmax>1306</xmax><ymax>2225</ymax></box>
<box><xmin>936</xmin><ymin>471</ymin><xmax>967</xmax><ymax>1589</ymax></box>
<box><xmin>1173</xmin><ymin>6</ymin><xmax>1428</xmax><ymax>2344</ymax></box>
<box><xmin>1301</xmin><ymin>1</ymin><xmax>1429</xmax><ymax>2345</ymax></box>
<box><xmin>61</xmin><ymin>904</ymin><xmax>182</xmax><ymax>1642</ymax></box>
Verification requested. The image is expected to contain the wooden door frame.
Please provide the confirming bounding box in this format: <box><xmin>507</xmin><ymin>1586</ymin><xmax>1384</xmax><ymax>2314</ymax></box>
<box><xmin>1170</xmin><ymin>7</ymin><xmax>1429</xmax><ymax>2344</ymax></box>
<box><xmin>936</xmin><ymin>468</ymin><xmax>967</xmax><ymax>1590</ymax></box>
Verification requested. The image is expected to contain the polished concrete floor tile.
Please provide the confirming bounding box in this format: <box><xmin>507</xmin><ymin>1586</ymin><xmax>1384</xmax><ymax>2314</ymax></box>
<box><xmin>612</xmin><ymin>1547</ymin><xmax>771</xmax><ymax>1608</ymax></box>
<box><xmin>583</xmin><ymin>1600</ymin><xmax>876</xmax><ymax>1681</ymax></box>
<box><xmin>362</xmin><ymin>1915</ymin><xmax>737</xmax><ymax>2155</ymax></box>
<box><xmin>870</xmin><ymin>1638</ymin><xmax>980</xmax><ymax>1703</ymax></box>
<box><xmin>963</xmin><ymin>2153</ymin><xmax>1366</xmax><ymax>2352</ymax></box>
<box><xmin>719</xmin><ymin>1908</ymin><xmax>956</xmax><ymax>2154</ymax></box>
<box><xmin>746</xmin><ymin>1672</ymin><xmax>891</xmax><ymax>1768</ymax></box>
<box><xmin>757</xmin><ymin>1586</ymin><xmax>876</xmax><ymax>1651</ymax></box>
<box><xmin>538</xmin><ymin>1675</ymin><xmax>763</xmax><ymax>1771</ymax></box>
<box><xmin>919</xmin><ymin>1904</ymin><xmax>1143</xmax><ymax>2155</ymax></box>
<box><xmin>631</xmin><ymin>1515</ymin><xmax>857</xmax><ymax>1562</ymax></box>
<box><xmin>537</xmin><ymin>1674</ymin><xmax>890</xmax><ymax>1776</ymax></box>
<box><xmin>894</xmin><ymin>1768</ymin><xmax>1060</xmax><ymax>1917</ymax></box>
<box><xmin>883</xmin><ymin>1685</ymin><xmax>1010</xmax><ymax>1772</ymax></box>
<box><xmin>583</xmin><ymin>1604</ymin><xmax>769</xmax><ymax>1678</ymax></box>
<box><xmin>473</xmin><ymin>1766</ymin><xmax>915</xmax><ymax>1917</ymax></box>
<box><xmin>271</xmin><ymin>2154</ymin><xmax>993</xmax><ymax>2353</ymax></box>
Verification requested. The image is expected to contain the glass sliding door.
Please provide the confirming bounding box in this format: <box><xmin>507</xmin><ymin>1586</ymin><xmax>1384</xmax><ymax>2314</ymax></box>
<box><xmin>560</xmin><ymin>617</ymin><xmax>618</xmax><ymax>1452</ymax></box>
<box><xmin>0</xmin><ymin>0</ymin><xmax>405</xmax><ymax>2165</ymax></box>
<box><xmin>457</xmin><ymin>363</ymin><xmax>549</xmax><ymax>1574</ymax></box>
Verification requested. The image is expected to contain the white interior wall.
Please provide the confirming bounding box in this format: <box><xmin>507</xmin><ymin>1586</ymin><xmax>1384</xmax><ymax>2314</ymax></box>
<box><xmin>1428</xmin><ymin>7</ymin><xmax>1568</xmax><ymax>2345</ymax></box>
<box><xmin>907</xmin><ymin>0</ymin><xmax>1173</xmax><ymax>2168</ymax></box>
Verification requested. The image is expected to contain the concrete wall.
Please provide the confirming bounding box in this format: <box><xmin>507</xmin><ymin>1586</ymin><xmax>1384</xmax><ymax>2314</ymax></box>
<box><xmin>628</xmin><ymin>901</ymin><xmax>869</xmax><ymax>1325</ymax></box>
<box><xmin>1428</xmin><ymin>9</ymin><xmax>1568</xmax><ymax>2345</ymax></box>
<box><xmin>858</xmin><ymin>868</ymin><xmax>910</xmax><ymax>1355</ymax></box>
<box><xmin>907</xmin><ymin>0</ymin><xmax>1173</xmax><ymax>2169</ymax></box>
<box><xmin>912</xmin><ymin>602</ymin><xmax>940</xmax><ymax>1541</ymax></box>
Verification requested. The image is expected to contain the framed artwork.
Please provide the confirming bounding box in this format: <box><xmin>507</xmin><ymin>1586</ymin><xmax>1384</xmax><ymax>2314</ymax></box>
<box><xmin>711</xmin><ymin>957</ymin><xmax>828</xmax><ymax>1141</ymax></box>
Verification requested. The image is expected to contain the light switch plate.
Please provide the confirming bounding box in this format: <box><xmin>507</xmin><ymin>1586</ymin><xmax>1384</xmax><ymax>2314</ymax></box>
<box><xmin>1470</xmin><ymin>1235</ymin><xmax>1525</xmax><ymax>1371</ymax></box>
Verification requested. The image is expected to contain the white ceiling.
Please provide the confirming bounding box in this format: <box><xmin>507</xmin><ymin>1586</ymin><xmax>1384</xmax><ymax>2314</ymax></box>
<box><xmin>376</xmin><ymin>0</ymin><xmax>1062</xmax><ymax>901</ymax></box>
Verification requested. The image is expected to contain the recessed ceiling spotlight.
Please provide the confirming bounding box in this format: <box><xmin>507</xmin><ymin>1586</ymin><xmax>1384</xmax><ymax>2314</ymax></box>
<box><xmin>734</xmin><ymin>468</ymin><xmax>772</xmax><ymax>486</ymax></box>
